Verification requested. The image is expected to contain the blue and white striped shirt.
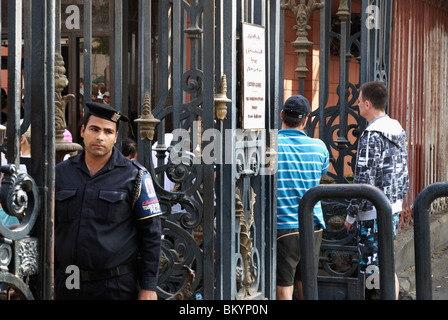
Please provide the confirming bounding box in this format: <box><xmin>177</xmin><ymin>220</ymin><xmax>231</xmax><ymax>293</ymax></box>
<box><xmin>277</xmin><ymin>129</ymin><xmax>330</xmax><ymax>230</ymax></box>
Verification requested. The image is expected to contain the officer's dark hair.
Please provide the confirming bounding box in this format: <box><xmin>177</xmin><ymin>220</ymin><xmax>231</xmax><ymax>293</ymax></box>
<box><xmin>83</xmin><ymin>112</ymin><xmax>120</xmax><ymax>131</ymax></box>
<box><xmin>360</xmin><ymin>81</ymin><xmax>389</xmax><ymax>111</ymax></box>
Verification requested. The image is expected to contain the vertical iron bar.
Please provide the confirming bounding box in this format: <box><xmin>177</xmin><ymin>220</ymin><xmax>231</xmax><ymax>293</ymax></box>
<box><xmin>298</xmin><ymin>187</ymin><xmax>319</xmax><ymax>300</ymax></box>
<box><xmin>114</xmin><ymin>0</ymin><xmax>124</xmax><ymax>146</ymax></box>
<box><xmin>154</xmin><ymin>0</ymin><xmax>169</xmax><ymax>184</ymax></box>
<box><xmin>384</xmin><ymin>0</ymin><xmax>393</xmax><ymax>88</ymax></box>
<box><xmin>22</xmin><ymin>0</ymin><xmax>32</xmax><ymax>136</ymax></box>
<box><xmin>30</xmin><ymin>0</ymin><xmax>47</xmax><ymax>212</ymax></box>
<box><xmin>83</xmin><ymin>0</ymin><xmax>92</xmax><ymax>103</ymax></box>
<box><xmin>335</xmin><ymin>0</ymin><xmax>350</xmax><ymax>146</ymax></box>
<box><xmin>298</xmin><ymin>184</ymin><xmax>396</xmax><ymax>300</ymax></box>
<box><xmin>265</xmin><ymin>0</ymin><xmax>283</xmax><ymax>300</ymax></box>
<box><xmin>413</xmin><ymin>187</ymin><xmax>432</xmax><ymax>300</ymax></box>
<box><xmin>6</xmin><ymin>0</ymin><xmax>22</xmax><ymax>166</ymax></box>
<box><xmin>202</xmin><ymin>0</ymin><xmax>216</xmax><ymax>300</ymax></box>
<box><xmin>219</xmin><ymin>0</ymin><xmax>237</xmax><ymax>299</ymax></box>
<box><xmin>413</xmin><ymin>182</ymin><xmax>448</xmax><ymax>300</ymax></box>
<box><xmin>214</xmin><ymin>0</ymin><xmax>224</xmax><ymax>299</ymax></box>
<box><xmin>319</xmin><ymin>0</ymin><xmax>329</xmax><ymax>140</ymax></box>
<box><xmin>298</xmin><ymin>80</ymin><xmax>305</xmax><ymax>96</ymax></box>
<box><xmin>30</xmin><ymin>0</ymin><xmax>46</xmax><ymax>300</ymax></box>
<box><xmin>138</xmin><ymin>0</ymin><xmax>152</xmax><ymax>170</ymax></box>
<box><xmin>376</xmin><ymin>190</ymin><xmax>395</xmax><ymax>300</ymax></box>
<box><xmin>44</xmin><ymin>0</ymin><xmax>56</xmax><ymax>300</ymax></box>
<box><xmin>139</xmin><ymin>0</ymin><xmax>151</xmax><ymax>107</ymax></box>
<box><xmin>121</xmin><ymin>1</ymin><xmax>129</xmax><ymax>139</ymax></box>
<box><xmin>215</xmin><ymin>118</ymin><xmax>224</xmax><ymax>299</ymax></box>
<box><xmin>55</xmin><ymin>0</ymin><xmax>61</xmax><ymax>53</ymax></box>
<box><xmin>172</xmin><ymin>0</ymin><xmax>181</xmax><ymax>129</ymax></box>
<box><xmin>297</xmin><ymin>0</ymin><xmax>305</xmax><ymax>96</ymax></box>
<box><xmin>360</xmin><ymin>0</ymin><xmax>368</xmax><ymax>84</ymax></box>
<box><xmin>30</xmin><ymin>0</ymin><xmax>56</xmax><ymax>300</ymax></box>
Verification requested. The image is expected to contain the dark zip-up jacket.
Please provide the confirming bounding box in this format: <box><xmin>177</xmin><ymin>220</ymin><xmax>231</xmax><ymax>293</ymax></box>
<box><xmin>346</xmin><ymin>115</ymin><xmax>409</xmax><ymax>223</ymax></box>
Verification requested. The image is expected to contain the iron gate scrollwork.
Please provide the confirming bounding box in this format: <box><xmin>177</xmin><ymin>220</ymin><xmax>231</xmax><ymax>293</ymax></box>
<box><xmin>0</xmin><ymin>165</ymin><xmax>40</xmax><ymax>300</ymax></box>
<box><xmin>284</xmin><ymin>0</ymin><xmax>393</xmax><ymax>299</ymax></box>
<box><xmin>137</xmin><ymin>0</ymin><xmax>281</xmax><ymax>300</ymax></box>
<box><xmin>0</xmin><ymin>0</ymin><xmax>393</xmax><ymax>301</ymax></box>
<box><xmin>308</xmin><ymin>0</ymin><xmax>392</xmax><ymax>299</ymax></box>
<box><xmin>0</xmin><ymin>0</ymin><xmax>55</xmax><ymax>300</ymax></box>
<box><xmin>136</xmin><ymin>0</ymin><xmax>215</xmax><ymax>300</ymax></box>
<box><xmin>306</xmin><ymin>0</ymin><xmax>392</xmax><ymax>183</ymax></box>
<box><xmin>213</xmin><ymin>0</ymin><xmax>281</xmax><ymax>300</ymax></box>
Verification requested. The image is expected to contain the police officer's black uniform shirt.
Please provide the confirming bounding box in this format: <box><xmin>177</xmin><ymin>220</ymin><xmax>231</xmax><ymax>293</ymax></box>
<box><xmin>55</xmin><ymin>146</ymin><xmax>162</xmax><ymax>291</ymax></box>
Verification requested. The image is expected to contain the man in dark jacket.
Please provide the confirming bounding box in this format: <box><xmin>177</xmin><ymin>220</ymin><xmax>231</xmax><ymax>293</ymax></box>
<box><xmin>345</xmin><ymin>82</ymin><xmax>409</xmax><ymax>299</ymax></box>
<box><xmin>54</xmin><ymin>102</ymin><xmax>162</xmax><ymax>300</ymax></box>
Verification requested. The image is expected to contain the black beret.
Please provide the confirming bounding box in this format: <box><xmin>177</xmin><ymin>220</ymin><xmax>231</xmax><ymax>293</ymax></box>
<box><xmin>85</xmin><ymin>102</ymin><xmax>129</xmax><ymax>123</ymax></box>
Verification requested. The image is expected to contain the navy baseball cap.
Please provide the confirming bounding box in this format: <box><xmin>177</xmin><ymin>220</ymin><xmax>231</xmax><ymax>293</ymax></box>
<box><xmin>283</xmin><ymin>95</ymin><xmax>311</xmax><ymax>119</ymax></box>
<box><xmin>85</xmin><ymin>102</ymin><xmax>129</xmax><ymax>123</ymax></box>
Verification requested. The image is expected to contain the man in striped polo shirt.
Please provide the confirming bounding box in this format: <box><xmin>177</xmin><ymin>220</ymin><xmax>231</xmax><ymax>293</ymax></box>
<box><xmin>276</xmin><ymin>95</ymin><xmax>330</xmax><ymax>300</ymax></box>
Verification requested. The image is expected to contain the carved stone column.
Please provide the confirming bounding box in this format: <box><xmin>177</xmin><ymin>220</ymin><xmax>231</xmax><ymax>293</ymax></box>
<box><xmin>281</xmin><ymin>0</ymin><xmax>324</xmax><ymax>93</ymax></box>
<box><xmin>54</xmin><ymin>52</ymin><xmax>83</xmax><ymax>163</ymax></box>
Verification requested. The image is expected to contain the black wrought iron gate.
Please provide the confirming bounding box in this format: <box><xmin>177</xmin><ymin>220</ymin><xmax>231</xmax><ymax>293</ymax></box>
<box><xmin>138</xmin><ymin>0</ymin><xmax>282</xmax><ymax>300</ymax></box>
<box><xmin>0</xmin><ymin>0</ymin><xmax>282</xmax><ymax>301</ymax></box>
<box><xmin>0</xmin><ymin>0</ymin><xmax>395</xmax><ymax>301</ymax></box>
<box><xmin>314</xmin><ymin>0</ymin><xmax>393</xmax><ymax>300</ymax></box>
<box><xmin>281</xmin><ymin>0</ymin><xmax>393</xmax><ymax>299</ymax></box>
<box><xmin>0</xmin><ymin>0</ymin><xmax>56</xmax><ymax>300</ymax></box>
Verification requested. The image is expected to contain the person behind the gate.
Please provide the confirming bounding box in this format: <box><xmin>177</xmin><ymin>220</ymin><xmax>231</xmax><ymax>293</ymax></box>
<box><xmin>344</xmin><ymin>81</ymin><xmax>409</xmax><ymax>300</ymax></box>
<box><xmin>276</xmin><ymin>94</ymin><xmax>330</xmax><ymax>300</ymax></box>
<box><xmin>54</xmin><ymin>102</ymin><xmax>162</xmax><ymax>300</ymax></box>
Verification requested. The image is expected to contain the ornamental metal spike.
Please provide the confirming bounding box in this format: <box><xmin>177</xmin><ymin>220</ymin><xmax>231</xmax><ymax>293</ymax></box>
<box><xmin>134</xmin><ymin>92</ymin><xmax>160</xmax><ymax>141</ymax></box>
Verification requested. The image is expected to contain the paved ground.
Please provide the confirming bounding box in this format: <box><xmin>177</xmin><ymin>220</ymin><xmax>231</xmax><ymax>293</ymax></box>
<box><xmin>432</xmin><ymin>242</ymin><xmax>448</xmax><ymax>300</ymax></box>
<box><xmin>399</xmin><ymin>241</ymin><xmax>448</xmax><ymax>300</ymax></box>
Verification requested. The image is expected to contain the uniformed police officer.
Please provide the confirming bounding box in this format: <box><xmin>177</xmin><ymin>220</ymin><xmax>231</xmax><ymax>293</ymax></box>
<box><xmin>54</xmin><ymin>102</ymin><xmax>162</xmax><ymax>300</ymax></box>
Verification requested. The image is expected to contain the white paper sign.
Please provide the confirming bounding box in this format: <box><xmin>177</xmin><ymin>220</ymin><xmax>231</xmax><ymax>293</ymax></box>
<box><xmin>242</xmin><ymin>23</ymin><xmax>266</xmax><ymax>130</ymax></box>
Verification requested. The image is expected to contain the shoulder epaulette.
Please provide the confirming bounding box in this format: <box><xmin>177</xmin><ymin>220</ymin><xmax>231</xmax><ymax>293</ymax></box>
<box><xmin>130</xmin><ymin>160</ymin><xmax>148</xmax><ymax>208</ymax></box>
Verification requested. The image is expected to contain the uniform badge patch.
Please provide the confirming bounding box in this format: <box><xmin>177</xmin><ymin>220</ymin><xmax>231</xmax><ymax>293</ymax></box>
<box><xmin>134</xmin><ymin>172</ymin><xmax>162</xmax><ymax>220</ymax></box>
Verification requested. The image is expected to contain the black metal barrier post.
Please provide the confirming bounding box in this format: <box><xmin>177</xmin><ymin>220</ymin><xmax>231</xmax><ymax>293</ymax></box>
<box><xmin>298</xmin><ymin>184</ymin><xmax>396</xmax><ymax>300</ymax></box>
<box><xmin>413</xmin><ymin>182</ymin><xmax>448</xmax><ymax>300</ymax></box>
